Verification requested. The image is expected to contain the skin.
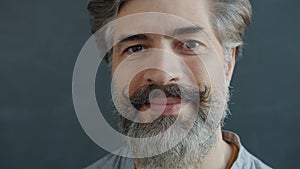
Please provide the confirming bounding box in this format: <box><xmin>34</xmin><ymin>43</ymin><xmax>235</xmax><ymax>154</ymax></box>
<box><xmin>111</xmin><ymin>0</ymin><xmax>236</xmax><ymax>168</ymax></box>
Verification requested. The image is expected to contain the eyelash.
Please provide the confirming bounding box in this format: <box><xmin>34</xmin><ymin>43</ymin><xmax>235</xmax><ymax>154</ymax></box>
<box><xmin>123</xmin><ymin>40</ymin><xmax>205</xmax><ymax>55</ymax></box>
<box><xmin>125</xmin><ymin>45</ymin><xmax>146</xmax><ymax>53</ymax></box>
<box><xmin>177</xmin><ymin>40</ymin><xmax>203</xmax><ymax>50</ymax></box>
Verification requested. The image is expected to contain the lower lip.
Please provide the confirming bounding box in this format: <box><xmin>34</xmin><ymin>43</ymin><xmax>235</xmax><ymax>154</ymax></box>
<box><xmin>146</xmin><ymin>102</ymin><xmax>185</xmax><ymax>115</ymax></box>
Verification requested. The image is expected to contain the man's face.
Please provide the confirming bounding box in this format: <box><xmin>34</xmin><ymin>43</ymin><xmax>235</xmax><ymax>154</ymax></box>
<box><xmin>111</xmin><ymin>0</ymin><xmax>230</xmax><ymax>115</ymax></box>
<box><xmin>109</xmin><ymin>0</ymin><xmax>234</xmax><ymax>168</ymax></box>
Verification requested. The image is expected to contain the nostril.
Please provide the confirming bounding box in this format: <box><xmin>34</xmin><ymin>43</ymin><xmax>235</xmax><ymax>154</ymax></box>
<box><xmin>170</xmin><ymin>77</ymin><xmax>179</xmax><ymax>82</ymax></box>
<box><xmin>147</xmin><ymin>79</ymin><xmax>153</xmax><ymax>83</ymax></box>
<box><xmin>142</xmin><ymin>69</ymin><xmax>181</xmax><ymax>85</ymax></box>
<box><xmin>167</xmin><ymin>75</ymin><xmax>180</xmax><ymax>83</ymax></box>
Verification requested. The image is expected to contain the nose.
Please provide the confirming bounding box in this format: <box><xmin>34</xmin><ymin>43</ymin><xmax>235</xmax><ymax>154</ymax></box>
<box><xmin>143</xmin><ymin>68</ymin><xmax>179</xmax><ymax>85</ymax></box>
<box><xmin>141</xmin><ymin>49</ymin><xmax>184</xmax><ymax>85</ymax></box>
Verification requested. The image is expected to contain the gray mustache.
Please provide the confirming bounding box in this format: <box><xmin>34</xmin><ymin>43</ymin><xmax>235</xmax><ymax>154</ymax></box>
<box><xmin>129</xmin><ymin>83</ymin><xmax>210</xmax><ymax>110</ymax></box>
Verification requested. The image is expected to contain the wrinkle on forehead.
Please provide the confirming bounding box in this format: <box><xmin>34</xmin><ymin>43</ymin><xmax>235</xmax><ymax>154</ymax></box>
<box><xmin>116</xmin><ymin>0</ymin><xmax>211</xmax><ymax>29</ymax></box>
<box><xmin>113</xmin><ymin>12</ymin><xmax>210</xmax><ymax>43</ymax></box>
<box><xmin>117</xmin><ymin>0</ymin><xmax>210</xmax><ymax>20</ymax></box>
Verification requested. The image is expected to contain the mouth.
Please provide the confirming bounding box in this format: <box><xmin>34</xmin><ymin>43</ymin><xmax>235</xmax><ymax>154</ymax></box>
<box><xmin>142</xmin><ymin>97</ymin><xmax>187</xmax><ymax>116</ymax></box>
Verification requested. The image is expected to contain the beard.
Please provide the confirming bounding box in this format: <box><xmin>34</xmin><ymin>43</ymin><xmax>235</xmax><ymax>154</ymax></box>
<box><xmin>112</xmin><ymin>83</ymin><xmax>229</xmax><ymax>169</ymax></box>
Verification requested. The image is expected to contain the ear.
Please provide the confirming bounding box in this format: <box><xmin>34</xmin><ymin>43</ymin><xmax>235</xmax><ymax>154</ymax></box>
<box><xmin>225</xmin><ymin>48</ymin><xmax>236</xmax><ymax>86</ymax></box>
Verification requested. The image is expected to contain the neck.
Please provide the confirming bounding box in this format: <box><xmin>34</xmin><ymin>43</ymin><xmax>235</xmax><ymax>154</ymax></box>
<box><xmin>134</xmin><ymin>127</ymin><xmax>232</xmax><ymax>169</ymax></box>
<box><xmin>199</xmin><ymin>128</ymin><xmax>232</xmax><ymax>169</ymax></box>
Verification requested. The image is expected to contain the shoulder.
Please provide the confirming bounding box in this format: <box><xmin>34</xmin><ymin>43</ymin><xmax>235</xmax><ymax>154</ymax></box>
<box><xmin>84</xmin><ymin>153</ymin><xmax>134</xmax><ymax>169</ymax></box>
<box><xmin>222</xmin><ymin>130</ymin><xmax>272</xmax><ymax>169</ymax></box>
<box><xmin>231</xmin><ymin>145</ymin><xmax>272</xmax><ymax>169</ymax></box>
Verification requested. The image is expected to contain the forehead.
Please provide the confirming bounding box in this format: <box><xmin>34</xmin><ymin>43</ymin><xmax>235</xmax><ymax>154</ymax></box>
<box><xmin>117</xmin><ymin>0</ymin><xmax>211</xmax><ymax>22</ymax></box>
<box><xmin>114</xmin><ymin>0</ymin><xmax>214</xmax><ymax>40</ymax></box>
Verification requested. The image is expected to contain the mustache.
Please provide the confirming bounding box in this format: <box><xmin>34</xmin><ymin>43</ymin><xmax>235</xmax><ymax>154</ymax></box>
<box><xmin>129</xmin><ymin>83</ymin><xmax>210</xmax><ymax>110</ymax></box>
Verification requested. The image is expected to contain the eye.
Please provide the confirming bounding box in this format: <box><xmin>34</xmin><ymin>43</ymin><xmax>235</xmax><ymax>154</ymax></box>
<box><xmin>176</xmin><ymin>39</ymin><xmax>206</xmax><ymax>55</ymax></box>
<box><xmin>125</xmin><ymin>45</ymin><xmax>145</xmax><ymax>53</ymax></box>
<box><xmin>182</xmin><ymin>40</ymin><xmax>201</xmax><ymax>49</ymax></box>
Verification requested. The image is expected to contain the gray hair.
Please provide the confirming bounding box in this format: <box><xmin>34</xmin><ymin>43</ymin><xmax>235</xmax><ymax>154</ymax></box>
<box><xmin>87</xmin><ymin>0</ymin><xmax>252</xmax><ymax>63</ymax></box>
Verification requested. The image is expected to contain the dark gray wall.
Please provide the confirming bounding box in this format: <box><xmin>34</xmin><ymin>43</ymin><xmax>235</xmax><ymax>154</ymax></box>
<box><xmin>1</xmin><ymin>0</ymin><xmax>299</xmax><ymax>168</ymax></box>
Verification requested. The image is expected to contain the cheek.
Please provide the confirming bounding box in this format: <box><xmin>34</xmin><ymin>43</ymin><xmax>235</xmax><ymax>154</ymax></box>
<box><xmin>186</xmin><ymin>60</ymin><xmax>210</xmax><ymax>89</ymax></box>
<box><xmin>111</xmin><ymin>55</ymin><xmax>120</xmax><ymax>73</ymax></box>
<box><xmin>127</xmin><ymin>71</ymin><xmax>145</xmax><ymax>96</ymax></box>
<box><xmin>111</xmin><ymin>57</ymin><xmax>130</xmax><ymax>96</ymax></box>
<box><xmin>185</xmin><ymin>55</ymin><xmax>225</xmax><ymax>90</ymax></box>
<box><xmin>111</xmin><ymin>57</ymin><xmax>145</xmax><ymax>97</ymax></box>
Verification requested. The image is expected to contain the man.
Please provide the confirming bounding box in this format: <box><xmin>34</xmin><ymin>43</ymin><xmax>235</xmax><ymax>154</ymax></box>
<box><xmin>85</xmin><ymin>0</ymin><xmax>271</xmax><ymax>168</ymax></box>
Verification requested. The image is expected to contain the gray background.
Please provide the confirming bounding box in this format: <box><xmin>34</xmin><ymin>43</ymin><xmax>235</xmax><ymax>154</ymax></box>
<box><xmin>1</xmin><ymin>0</ymin><xmax>299</xmax><ymax>168</ymax></box>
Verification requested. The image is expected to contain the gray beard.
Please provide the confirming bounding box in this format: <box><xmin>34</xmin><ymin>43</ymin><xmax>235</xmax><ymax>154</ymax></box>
<box><xmin>114</xmin><ymin>86</ymin><xmax>229</xmax><ymax>169</ymax></box>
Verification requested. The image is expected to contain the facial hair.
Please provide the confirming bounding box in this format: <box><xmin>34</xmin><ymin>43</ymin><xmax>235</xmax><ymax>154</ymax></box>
<box><xmin>113</xmin><ymin>83</ymin><xmax>229</xmax><ymax>169</ymax></box>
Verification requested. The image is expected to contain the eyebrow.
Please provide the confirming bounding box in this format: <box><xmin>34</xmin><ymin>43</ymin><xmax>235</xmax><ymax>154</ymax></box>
<box><xmin>118</xmin><ymin>34</ymin><xmax>150</xmax><ymax>43</ymax></box>
<box><xmin>171</xmin><ymin>25</ymin><xmax>204</xmax><ymax>37</ymax></box>
<box><xmin>116</xmin><ymin>34</ymin><xmax>150</xmax><ymax>50</ymax></box>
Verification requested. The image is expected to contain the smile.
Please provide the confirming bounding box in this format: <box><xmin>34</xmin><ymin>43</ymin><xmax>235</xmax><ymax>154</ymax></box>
<box><xmin>143</xmin><ymin>97</ymin><xmax>187</xmax><ymax>116</ymax></box>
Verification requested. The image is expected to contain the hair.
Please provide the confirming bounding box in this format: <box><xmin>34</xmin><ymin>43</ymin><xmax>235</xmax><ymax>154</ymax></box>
<box><xmin>87</xmin><ymin>0</ymin><xmax>252</xmax><ymax>63</ymax></box>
